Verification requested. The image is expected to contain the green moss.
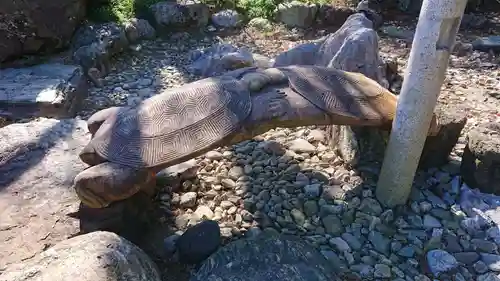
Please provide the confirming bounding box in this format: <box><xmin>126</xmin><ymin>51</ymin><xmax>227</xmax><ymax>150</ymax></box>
<box><xmin>86</xmin><ymin>0</ymin><xmax>164</xmax><ymax>23</ymax></box>
<box><xmin>235</xmin><ymin>0</ymin><xmax>282</xmax><ymax>19</ymax></box>
<box><xmin>295</xmin><ymin>0</ymin><xmax>332</xmax><ymax>4</ymax></box>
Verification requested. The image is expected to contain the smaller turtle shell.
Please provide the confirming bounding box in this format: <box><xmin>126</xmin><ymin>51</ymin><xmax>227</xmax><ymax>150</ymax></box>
<box><xmin>89</xmin><ymin>75</ymin><xmax>252</xmax><ymax>168</ymax></box>
<box><xmin>278</xmin><ymin>65</ymin><xmax>385</xmax><ymax>120</ymax></box>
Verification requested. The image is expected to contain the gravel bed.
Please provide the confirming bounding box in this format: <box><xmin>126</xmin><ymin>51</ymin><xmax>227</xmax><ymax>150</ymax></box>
<box><xmin>77</xmin><ymin>20</ymin><xmax>500</xmax><ymax>281</ymax></box>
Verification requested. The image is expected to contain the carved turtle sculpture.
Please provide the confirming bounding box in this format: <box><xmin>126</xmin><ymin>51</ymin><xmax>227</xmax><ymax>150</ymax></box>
<box><xmin>73</xmin><ymin>65</ymin><xmax>440</xmax><ymax>208</ymax></box>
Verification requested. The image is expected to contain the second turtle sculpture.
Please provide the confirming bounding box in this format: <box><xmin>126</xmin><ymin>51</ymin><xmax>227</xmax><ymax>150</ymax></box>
<box><xmin>73</xmin><ymin>65</ymin><xmax>441</xmax><ymax>208</ymax></box>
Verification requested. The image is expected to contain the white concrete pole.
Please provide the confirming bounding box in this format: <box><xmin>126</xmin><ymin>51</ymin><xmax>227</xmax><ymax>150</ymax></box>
<box><xmin>375</xmin><ymin>0</ymin><xmax>468</xmax><ymax>208</ymax></box>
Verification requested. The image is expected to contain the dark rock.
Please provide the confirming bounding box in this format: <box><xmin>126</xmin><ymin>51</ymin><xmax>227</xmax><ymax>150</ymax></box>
<box><xmin>472</xmin><ymin>36</ymin><xmax>500</xmax><ymax>53</ymax></box>
<box><xmin>0</xmin><ymin>0</ymin><xmax>86</xmax><ymax>63</ymax></box>
<box><xmin>322</xmin><ymin>215</ymin><xmax>344</xmax><ymax>235</ymax></box>
<box><xmin>471</xmin><ymin>238</ymin><xmax>498</xmax><ymax>254</ymax></box>
<box><xmin>453</xmin><ymin>252</ymin><xmax>480</xmax><ymax>265</ymax></box>
<box><xmin>480</xmin><ymin>253</ymin><xmax>500</xmax><ymax>271</ymax></box>
<box><xmin>461</xmin><ymin>122</ymin><xmax>500</xmax><ymax>195</ymax></box>
<box><xmin>190</xmin><ymin>233</ymin><xmax>341</xmax><ymax>281</ymax></box>
<box><xmin>0</xmin><ymin>63</ymin><xmax>89</xmax><ymax>120</ymax></box>
<box><xmin>358</xmin><ymin>198</ymin><xmax>383</xmax><ymax>216</ymax></box>
<box><xmin>0</xmin><ymin>118</ymin><xmax>87</xmax><ymax>269</ymax></box>
<box><xmin>0</xmin><ymin>231</ymin><xmax>161</xmax><ymax>281</ymax></box>
<box><xmin>176</xmin><ymin>220</ymin><xmax>221</xmax><ymax>264</ymax></box>
<box><xmin>473</xmin><ymin>260</ymin><xmax>489</xmax><ymax>274</ymax></box>
<box><xmin>444</xmin><ymin>232</ymin><xmax>463</xmax><ymax>253</ymax></box>
<box><xmin>368</xmin><ymin>231</ymin><xmax>390</xmax><ymax>256</ymax></box>
<box><xmin>321</xmin><ymin>185</ymin><xmax>346</xmax><ymax>200</ymax></box>
<box><xmin>320</xmin><ymin>250</ymin><xmax>348</xmax><ymax>272</ymax></box>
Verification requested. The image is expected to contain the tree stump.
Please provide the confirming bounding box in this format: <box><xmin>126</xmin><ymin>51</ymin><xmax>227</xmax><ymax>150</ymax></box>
<box><xmin>461</xmin><ymin>122</ymin><xmax>500</xmax><ymax>195</ymax></box>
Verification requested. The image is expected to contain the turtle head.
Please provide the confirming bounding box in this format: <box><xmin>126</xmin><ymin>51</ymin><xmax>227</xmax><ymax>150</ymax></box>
<box><xmin>87</xmin><ymin>106</ymin><xmax>127</xmax><ymax>137</ymax></box>
<box><xmin>73</xmin><ymin>162</ymin><xmax>156</xmax><ymax>208</ymax></box>
<box><xmin>79</xmin><ymin>143</ymin><xmax>107</xmax><ymax>166</ymax></box>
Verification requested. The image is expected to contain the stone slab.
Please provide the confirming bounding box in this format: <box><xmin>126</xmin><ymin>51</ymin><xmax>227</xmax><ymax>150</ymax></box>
<box><xmin>0</xmin><ymin>117</ymin><xmax>90</xmax><ymax>270</ymax></box>
<box><xmin>0</xmin><ymin>63</ymin><xmax>89</xmax><ymax>120</ymax></box>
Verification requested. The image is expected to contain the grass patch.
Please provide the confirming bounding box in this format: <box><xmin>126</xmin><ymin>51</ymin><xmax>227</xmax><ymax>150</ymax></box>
<box><xmin>202</xmin><ymin>0</ymin><xmax>358</xmax><ymax>20</ymax></box>
<box><xmin>85</xmin><ymin>0</ymin><xmax>359</xmax><ymax>24</ymax></box>
<box><xmin>86</xmin><ymin>0</ymin><xmax>164</xmax><ymax>23</ymax></box>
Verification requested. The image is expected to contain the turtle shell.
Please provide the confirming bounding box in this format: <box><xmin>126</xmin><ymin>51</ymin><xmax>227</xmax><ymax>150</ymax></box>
<box><xmin>89</xmin><ymin>76</ymin><xmax>252</xmax><ymax>168</ymax></box>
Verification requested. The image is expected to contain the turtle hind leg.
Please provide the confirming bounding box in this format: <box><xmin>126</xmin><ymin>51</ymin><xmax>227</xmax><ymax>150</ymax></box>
<box><xmin>87</xmin><ymin>106</ymin><xmax>127</xmax><ymax>137</ymax></box>
<box><xmin>240</xmin><ymin>68</ymin><xmax>288</xmax><ymax>92</ymax></box>
<box><xmin>73</xmin><ymin>162</ymin><xmax>156</xmax><ymax>209</ymax></box>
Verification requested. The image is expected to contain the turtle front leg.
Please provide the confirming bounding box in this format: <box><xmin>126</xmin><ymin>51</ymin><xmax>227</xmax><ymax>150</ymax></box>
<box><xmin>87</xmin><ymin>106</ymin><xmax>127</xmax><ymax>137</ymax></box>
<box><xmin>239</xmin><ymin>68</ymin><xmax>288</xmax><ymax>92</ymax></box>
<box><xmin>73</xmin><ymin>162</ymin><xmax>156</xmax><ymax>208</ymax></box>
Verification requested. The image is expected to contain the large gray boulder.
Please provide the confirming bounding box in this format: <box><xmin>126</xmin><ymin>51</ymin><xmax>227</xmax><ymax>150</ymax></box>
<box><xmin>272</xmin><ymin>12</ymin><xmax>388</xmax><ymax>167</ymax></box>
<box><xmin>273</xmin><ymin>13</ymin><xmax>387</xmax><ymax>87</ymax></box>
<box><xmin>274</xmin><ymin>11</ymin><xmax>465</xmax><ymax>169</ymax></box>
<box><xmin>273</xmin><ymin>40</ymin><xmax>323</xmax><ymax>68</ymax></box>
<box><xmin>150</xmin><ymin>1</ymin><xmax>210</xmax><ymax>29</ymax></box>
<box><xmin>0</xmin><ymin>0</ymin><xmax>86</xmax><ymax>63</ymax></box>
<box><xmin>0</xmin><ymin>231</ymin><xmax>161</xmax><ymax>281</ymax></box>
<box><xmin>190</xmin><ymin>232</ymin><xmax>341</xmax><ymax>281</ymax></box>
<box><xmin>0</xmin><ymin>118</ymin><xmax>88</xmax><ymax>270</ymax></box>
<box><xmin>71</xmin><ymin>22</ymin><xmax>129</xmax><ymax>54</ymax></box>
<box><xmin>211</xmin><ymin>9</ymin><xmax>242</xmax><ymax>28</ymax></box>
<box><xmin>0</xmin><ymin>63</ymin><xmax>89</xmax><ymax>120</ymax></box>
<box><xmin>276</xmin><ymin>1</ymin><xmax>318</xmax><ymax>28</ymax></box>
